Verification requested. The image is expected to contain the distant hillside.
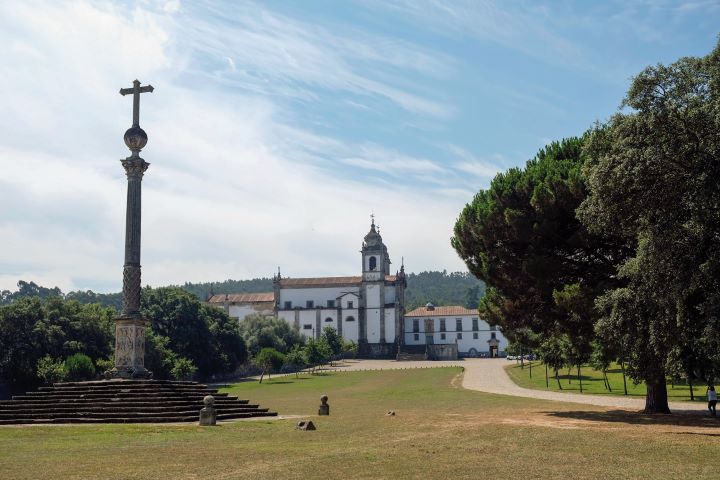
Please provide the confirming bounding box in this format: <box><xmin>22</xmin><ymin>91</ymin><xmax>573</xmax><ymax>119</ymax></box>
<box><xmin>180</xmin><ymin>278</ymin><xmax>274</xmax><ymax>301</ymax></box>
<box><xmin>2</xmin><ymin>271</ymin><xmax>485</xmax><ymax>311</ymax></box>
<box><xmin>404</xmin><ymin>271</ymin><xmax>485</xmax><ymax>310</ymax></box>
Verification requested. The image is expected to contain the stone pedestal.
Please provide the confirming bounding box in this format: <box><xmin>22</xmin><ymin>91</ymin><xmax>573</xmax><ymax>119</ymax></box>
<box><xmin>107</xmin><ymin>316</ymin><xmax>151</xmax><ymax>379</ymax></box>
<box><xmin>318</xmin><ymin>394</ymin><xmax>329</xmax><ymax>416</ymax></box>
<box><xmin>199</xmin><ymin>395</ymin><xmax>217</xmax><ymax>426</ymax></box>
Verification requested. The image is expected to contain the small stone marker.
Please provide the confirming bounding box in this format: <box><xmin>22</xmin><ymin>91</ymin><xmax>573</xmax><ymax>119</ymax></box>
<box><xmin>318</xmin><ymin>394</ymin><xmax>330</xmax><ymax>416</ymax></box>
<box><xmin>296</xmin><ymin>420</ymin><xmax>316</xmax><ymax>430</ymax></box>
<box><xmin>199</xmin><ymin>395</ymin><xmax>217</xmax><ymax>426</ymax></box>
<box><xmin>386</xmin><ymin>410</ymin><xmax>396</xmax><ymax>416</ymax></box>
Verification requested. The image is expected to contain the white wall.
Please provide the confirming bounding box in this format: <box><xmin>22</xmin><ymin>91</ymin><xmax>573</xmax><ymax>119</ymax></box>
<box><xmin>366</xmin><ymin>308</ymin><xmax>381</xmax><ymax>343</ymax></box>
<box><xmin>384</xmin><ymin>309</ymin><xmax>396</xmax><ymax>343</ymax></box>
<box><xmin>365</xmin><ymin>284</ymin><xmax>381</xmax><ymax>308</ymax></box>
<box><xmin>384</xmin><ymin>286</ymin><xmax>396</xmax><ymax>304</ymax></box>
<box><xmin>342</xmin><ymin>310</ymin><xmax>359</xmax><ymax>342</ymax></box>
<box><xmin>280</xmin><ymin>286</ymin><xmax>358</xmax><ymax>308</ymax></box>
<box><xmin>403</xmin><ymin>314</ymin><xmax>508</xmax><ymax>353</ymax></box>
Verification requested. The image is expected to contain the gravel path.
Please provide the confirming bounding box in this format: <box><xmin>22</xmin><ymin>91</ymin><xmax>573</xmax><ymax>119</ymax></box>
<box><xmin>330</xmin><ymin>358</ymin><xmax>707</xmax><ymax>412</ymax></box>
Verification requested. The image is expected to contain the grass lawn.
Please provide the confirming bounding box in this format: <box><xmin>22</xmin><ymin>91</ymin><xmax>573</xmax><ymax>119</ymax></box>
<box><xmin>1</xmin><ymin>367</ymin><xmax>720</xmax><ymax>479</ymax></box>
<box><xmin>505</xmin><ymin>361</ymin><xmax>708</xmax><ymax>402</ymax></box>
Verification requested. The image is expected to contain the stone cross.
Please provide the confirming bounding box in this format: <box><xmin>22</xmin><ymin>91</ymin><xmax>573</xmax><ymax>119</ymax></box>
<box><xmin>120</xmin><ymin>79</ymin><xmax>154</xmax><ymax>128</ymax></box>
<box><xmin>107</xmin><ymin>79</ymin><xmax>154</xmax><ymax>379</ymax></box>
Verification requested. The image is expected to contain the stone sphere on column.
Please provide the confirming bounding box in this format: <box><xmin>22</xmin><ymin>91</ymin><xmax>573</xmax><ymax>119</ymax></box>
<box><xmin>124</xmin><ymin>126</ymin><xmax>148</xmax><ymax>151</ymax></box>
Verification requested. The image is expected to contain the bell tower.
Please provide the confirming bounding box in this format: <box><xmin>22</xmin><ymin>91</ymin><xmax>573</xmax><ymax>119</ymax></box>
<box><xmin>361</xmin><ymin>215</ymin><xmax>390</xmax><ymax>281</ymax></box>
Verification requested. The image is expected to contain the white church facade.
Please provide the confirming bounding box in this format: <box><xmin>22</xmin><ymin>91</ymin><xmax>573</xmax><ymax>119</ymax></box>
<box><xmin>209</xmin><ymin>219</ymin><xmax>506</xmax><ymax>359</ymax></box>
<box><xmin>273</xmin><ymin>219</ymin><xmax>406</xmax><ymax>357</ymax></box>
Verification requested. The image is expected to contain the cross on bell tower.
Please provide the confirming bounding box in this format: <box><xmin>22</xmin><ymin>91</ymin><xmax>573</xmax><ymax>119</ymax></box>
<box><xmin>107</xmin><ymin>79</ymin><xmax>154</xmax><ymax>379</ymax></box>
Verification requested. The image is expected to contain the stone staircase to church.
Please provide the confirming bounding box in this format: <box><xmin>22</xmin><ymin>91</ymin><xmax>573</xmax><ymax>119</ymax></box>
<box><xmin>396</xmin><ymin>345</ymin><xmax>427</xmax><ymax>361</ymax></box>
<box><xmin>0</xmin><ymin>379</ymin><xmax>277</xmax><ymax>424</ymax></box>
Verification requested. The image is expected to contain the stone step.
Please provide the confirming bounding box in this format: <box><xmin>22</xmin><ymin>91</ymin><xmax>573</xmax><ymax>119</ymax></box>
<box><xmin>12</xmin><ymin>392</ymin><xmax>229</xmax><ymax>401</ymax></box>
<box><xmin>0</xmin><ymin>407</ymin><xmax>269</xmax><ymax>420</ymax></box>
<box><xmin>0</xmin><ymin>404</ymin><xmax>262</xmax><ymax>414</ymax></box>
<box><xmin>0</xmin><ymin>411</ymin><xmax>277</xmax><ymax>425</ymax></box>
<box><xmin>40</xmin><ymin>383</ymin><xmax>210</xmax><ymax>391</ymax></box>
<box><xmin>0</xmin><ymin>398</ymin><xmax>248</xmax><ymax>408</ymax></box>
<box><xmin>0</xmin><ymin>380</ymin><xmax>275</xmax><ymax>424</ymax></box>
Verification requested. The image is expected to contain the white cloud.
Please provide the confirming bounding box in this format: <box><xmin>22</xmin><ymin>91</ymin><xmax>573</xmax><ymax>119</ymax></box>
<box><xmin>0</xmin><ymin>1</ymin><xmax>469</xmax><ymax>292</ymax></box>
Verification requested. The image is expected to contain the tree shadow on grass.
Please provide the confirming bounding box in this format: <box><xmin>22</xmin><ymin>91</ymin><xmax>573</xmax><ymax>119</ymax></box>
<box><xmin>544</xmin><ymin>410</ymin><xmax>720</xmax><ymax>428</ymax></box>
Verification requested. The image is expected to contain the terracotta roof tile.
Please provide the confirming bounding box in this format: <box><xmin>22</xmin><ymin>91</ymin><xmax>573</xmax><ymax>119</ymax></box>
<box><xmin>208</xmin><ymin>292</ymin><xmax>274</xmax><ymax>303</ymax></box>
<box><xmin>405</xmin><ymin>305</ymin><xmax>478</xmax><ymax>317</ymax></box>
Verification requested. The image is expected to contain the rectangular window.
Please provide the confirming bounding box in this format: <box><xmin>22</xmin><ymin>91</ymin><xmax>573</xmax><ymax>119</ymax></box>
<box><xmin>472</xmin><ymin>318</ymin><xmax>479</xmax><ymax>331</ymax></box>
<box><xmin>456</xmin><ymin>318</ymin><xmax>462</xmax><ymax>331</ymax></box>
<box><xmin>440</xmin><ymin>319</ymin><xmax>446</xmax><ymax>332</ymax></box>
<box><xmin>348</xmin><ymin>301</ymin><xmax>354</xmax><ymax>309</ymax></box>
<box><xmin>303</xmin><ymin>324</ymin><xmax>312</xmax><ymax>330</ymax></box>
<box><xmin>413</xmin><ymin>333</ymin><xmax>419</xmax><ymax>341</ymax></box>
<box><xmin>490</xmin><ymin>325</ymin><xmax>496</xmax><ymax>331</ymax></box>
<box><xmin>284</xmin><ymin>301</ymin><xmax>292</xmax><ymax>309</ymax></box>
<box><xmin>473</xmin><ymin>332</ymin><xmax>479</xmax><ymax>340</ymax></box>
<box><xmin>327</xmin><ymin>300</ymin><xmax>335</xmax><ymax>308</ymax></box>
<box><xmin>457</xmin><ymin>332</ymin><xmax>463</xmax><ymax>340</ymax></box>
<box><xmin>306</xmin><ymin>300</ymin><xmax>314</xmax><ymax>309</ymax></box>
<box><xmin>491</xmin><ymin>332</ymin><xmax>496</xmax><ymax>340</ymax></box>
<box><xmin>440</xmin><ymin>333</ymin><xmax>446</xmax><ymax>340</ymax></box>
<box><xmin>413</xmin><ymin>319</ymin><xmax>419</xmax><ymax>333</ymax></box>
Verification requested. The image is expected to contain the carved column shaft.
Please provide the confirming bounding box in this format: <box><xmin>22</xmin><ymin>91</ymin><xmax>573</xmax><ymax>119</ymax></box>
<box><xmin>121</xmin><ymin>159</ymin><xmax>148</xmax><ymax>316</ymax></box>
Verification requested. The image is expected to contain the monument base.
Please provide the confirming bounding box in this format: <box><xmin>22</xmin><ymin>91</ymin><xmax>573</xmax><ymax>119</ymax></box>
<box><xmin>106</xmin><ymin>314</ymin><xmax>152</xmax><ymax>379</ymax></box>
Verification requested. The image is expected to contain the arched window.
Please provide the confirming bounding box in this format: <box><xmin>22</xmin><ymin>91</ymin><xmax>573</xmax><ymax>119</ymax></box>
<box><xmin>369</xmin><ymin>256</ymin><xmax>377</xmax><ymax>270</ymax></box>
<box><xmin>345</xmin><ymin>316</ymin><xmax>355</xmax><ymax>322</ymax></box>
<box><xmin>325</xmin><ymin>317</ymin><xmax>333</xmax><ymax>323</ymax></box>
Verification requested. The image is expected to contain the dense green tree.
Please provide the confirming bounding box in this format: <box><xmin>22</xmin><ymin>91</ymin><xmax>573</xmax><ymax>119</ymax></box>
<box><xmin>141</xmin><ymin>287</ymin><xmax>247</xmax><ymax>379</ymax></box>
<box><xmin>321</xmin><ymin>326</ymin><xmax>343</xmax><ymax>357</ymax></box>
<box><xmin>579</xmin><ymin>40</ymin><xmax>720</xmax><ymax>412</ymax></box>
<box><xmin>253</xmin><ymin>347</ymin><xmax>286</xmax><ymax>383</ymax></box>
<box><xmin>452</xmin><ymin>137</ymin><xmax>627</xmax><ymax>362</ymax></box>
<box><xmin>0</xmin><ymin>297</ymin><xmax>114</xmax><ymax>387</ymax></box>
<box><xmin>238</xmin><ymin>314</ymin><xmax>304</xmax><ymax>355</ymax></box>
<box><xmin>0</xmin><ymin>280</ymin><xmax>62</xmax><ymax>305</ymax></box>
<box><xmin>283</xmin><ymin>345</ymin><xmax>307</xmax><ymax>378</ymax></box>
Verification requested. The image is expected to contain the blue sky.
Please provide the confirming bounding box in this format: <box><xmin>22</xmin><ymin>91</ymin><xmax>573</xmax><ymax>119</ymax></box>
<box><xmin>0</xmin><ymin>0</ymin><xmax>718</xmax><ymax>292</ymax></box>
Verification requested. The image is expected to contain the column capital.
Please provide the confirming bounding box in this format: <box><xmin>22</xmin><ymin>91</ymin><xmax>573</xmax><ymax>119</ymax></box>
<box><xmin>121</xmin><ymin>157</ymin><xmax>150</xmax><ymax>180</ymax></box>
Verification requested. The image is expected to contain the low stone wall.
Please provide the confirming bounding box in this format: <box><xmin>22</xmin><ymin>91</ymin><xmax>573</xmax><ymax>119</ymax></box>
<box><xmin>427</xmin><ymin>344</ymin><xmax>458</xmax><ymax>361</ymax></box>
<box><xmin>358</xmin><ymin>342</ymin><xmax>398</xmax><ymax>359</ymax></box>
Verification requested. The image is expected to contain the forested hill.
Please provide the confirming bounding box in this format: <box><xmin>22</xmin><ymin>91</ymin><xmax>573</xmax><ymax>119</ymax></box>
<box><xmin>180</xmin><ymin>278</ymin><xmax>274</xmax><ymax>300</ymax></box>
<box><xmin>1</xmin><ymin>271</ymin><xmax>485</xmax><ymax>310</ymax></box>
<box><xmin>404</xmin><ymin>271</ymin><xmax>485</xmax><ymax>310</ymax></box>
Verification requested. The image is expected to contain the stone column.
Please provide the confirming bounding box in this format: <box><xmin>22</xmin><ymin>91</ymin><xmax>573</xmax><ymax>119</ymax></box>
<box><xmin>108</xmin><ymin>122</ymin><xmax>152</xmax><ymax>379</ymax></box>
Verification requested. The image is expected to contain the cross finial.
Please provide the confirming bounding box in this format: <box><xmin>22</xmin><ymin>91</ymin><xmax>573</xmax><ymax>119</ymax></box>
<box><xmin>120</xmin><ymin>79</ymin><xmax>154</xmax><ymax>127</ymax></box>
<box><xmin>370</xmin><ymin>212</ymin><xmax>375</xmax><ymax>227</ymax></box>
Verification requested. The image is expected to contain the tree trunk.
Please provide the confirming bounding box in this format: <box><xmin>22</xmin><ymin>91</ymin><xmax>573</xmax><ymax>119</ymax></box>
<box><xmin>529</xmin><ymin>360</ymin><xmax>532</xmax><ymax>379</ymax></box>
<box><xmin>621</xmin><ymin>360</ymin><xmax>628</xmax><ymax>396</ymax></box>
<box><xmin>689</xmin><ymin>377</ymin><xmax>694</xmax><ymax>401</ymax></box>
<box><xmin>578</xmin><ymin>365</ymin><xmax>583</xmax><ymax>393</ymax></box>
<box><xmin>520</xmin><ymin>347</ymin><xmax>524</xmax><ymax>370</ymax></box>
<box><xmin>259</xmin><ymin>369</ymin><xmax>266</xmax><ymax>384</ymax></box>
<box><xmin>605</xmin><ymin>371</ymin><xmax>612</xmax><ymax>392</ymax></box>
<box><xmin>555</xmin><ymin>369</ymin><xmax>562</xmax><ymax>390</ymax></box>
<box><xmin>545</xmin><ymin>363</ymin><xmax>549</xmax><ymax>388</ymax></box>
<box><xmin>567</xmin><ymin>367</ymin><xmax>572</xmax><ymax>384</ymax></box>
<box><xmin>644</xmin><ymin>380</ymin><xmax>671</xmax><ymax>414</ymax></box>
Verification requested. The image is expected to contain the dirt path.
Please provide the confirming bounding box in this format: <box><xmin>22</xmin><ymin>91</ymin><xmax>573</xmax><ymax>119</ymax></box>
<box><xmin>329</xmin><ymin>358</ymin><xmax>707</xmax><ymax>412</ymax></box>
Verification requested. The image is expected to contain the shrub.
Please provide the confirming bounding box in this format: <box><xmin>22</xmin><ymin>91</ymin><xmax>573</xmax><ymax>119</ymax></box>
<box><xmin>36</xmin><ymin>355</ymin><xmax>66</xmax><ymax>384</ymax></box>
<box><xmin>64</xmin><ymin>353</ymin><xmax>95</xmax><ymax>381</ymax></box>
<box><xmin>94</xmin><ymin>358</ymin><xmax>114</xmax><ymax>374</ymax></box>
<box><xmin>171</xmin><ymin>357</ymin><xmax>197</xmax><ymax>381</ymax></box>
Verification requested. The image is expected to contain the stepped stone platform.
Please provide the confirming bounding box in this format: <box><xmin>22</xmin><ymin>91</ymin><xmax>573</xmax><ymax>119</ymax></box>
<box><xmin>0</xmin><ymin>379</ymin><xmax>277</xmax><ymax>424</ymax></box>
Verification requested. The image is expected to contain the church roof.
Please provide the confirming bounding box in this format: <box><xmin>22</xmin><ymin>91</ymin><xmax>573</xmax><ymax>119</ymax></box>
<box><xmin>279</xmin><ymin>275</ymin><xmax>397</xmax><ymax>287</ymax></box>
<box><xmin>208</xmin><ymin>292</ymin><xmax>274</xmax><ymax>303</ymax></box>
<box><xmin>405</xmin><ymin>305</ymin><xmax>478</xmax><ymax>317</ymax></box>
